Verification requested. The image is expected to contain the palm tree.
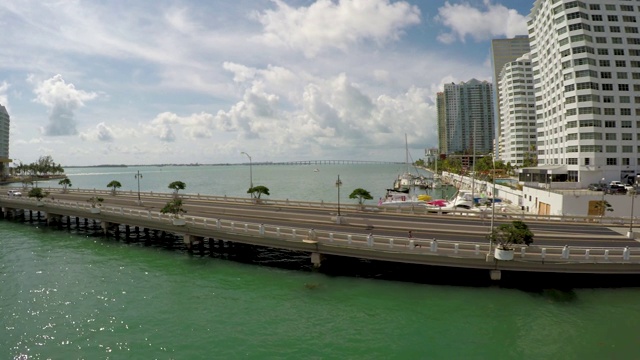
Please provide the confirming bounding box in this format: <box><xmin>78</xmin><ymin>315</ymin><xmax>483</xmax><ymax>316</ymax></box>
<box><xmin>59</xmin><ymin>178</ymin><xmax>72</xmax><ymax>193</ymax></box>
<box><xmin>107</xmin><ymin>180</ymin><xmax>122</xmax><ymax>195</ymax></box>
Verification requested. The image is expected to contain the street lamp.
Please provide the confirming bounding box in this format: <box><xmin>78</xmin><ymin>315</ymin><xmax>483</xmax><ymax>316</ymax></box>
<box><xmin>600</xmin><ymin>177</ymin><xmax>606</xmax><ymax>218</ymax></box>
<box><xmin>335</xmin><ymin>175</ymin><xmax>343</xmax><ymax>217</ymax></box>
<box><xmin>241</xmin><ymin>152</ymin><xmax>253</xmax><ymax>197</ymax></box>
<box><xmin>628</xmin><ymin>188</ymin><xmax>637</xmax><ymax>238</ymax></box>
<box><xmin>489</xmin><ymin>153</ymin><xmax>496</xmax><ymax>253</ymax></box>
<box><xmin>135</xmin><ymin>170</ymin><xmax>143</xmax><ymax>204</ymax></box>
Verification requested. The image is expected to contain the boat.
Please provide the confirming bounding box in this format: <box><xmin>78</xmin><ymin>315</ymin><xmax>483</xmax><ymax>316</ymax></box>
<box><xmin>379</xmin><ymin>189</ymin><xmax>431</xmax><ymax>207</ymax></box>
<box><xmin>392</xmin><ymin>134</ymin><xmax>424</xmax><ymax>192</ymax></box>
<box><xmin>425</xmin><ymin>190</ymin><xmax>475</xmax><ymax>211</ymax></box>
<box><xmin>313</xmin><ymin>168</ymin><xmax>319</xmax><ymax>172</ymax></box>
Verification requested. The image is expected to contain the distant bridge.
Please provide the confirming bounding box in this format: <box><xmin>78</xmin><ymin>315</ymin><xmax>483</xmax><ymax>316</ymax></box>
<box><xmin>248</xmin><ymin>160</ymin><xmax>404</xmax><ymax>166</ymax></box>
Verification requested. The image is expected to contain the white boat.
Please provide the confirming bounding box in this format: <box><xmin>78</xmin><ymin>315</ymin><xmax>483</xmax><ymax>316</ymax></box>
<box><xmin>379</xmin><ymin>190</ymin><xmax>431</xmax><ymax>207</ymax></box>
<box><xmin>425</xmin><ymin>190</ymin><xmax>475</xmax><ymax>211</ymax></box>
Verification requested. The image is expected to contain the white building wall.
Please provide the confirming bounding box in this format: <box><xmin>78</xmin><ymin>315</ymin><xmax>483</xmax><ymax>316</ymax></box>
<box><xmin>528</xmin><ymin>0</ymin><xmax>640</xmax><ymax>186</ymax></box>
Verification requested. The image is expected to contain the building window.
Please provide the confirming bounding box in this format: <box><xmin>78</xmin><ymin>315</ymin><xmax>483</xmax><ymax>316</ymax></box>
<box><xmin>622</xmin><ymin>133</ymin><xmax>633</xmax><ymax>140</ymax></box>
<box><xmin>607</xmin><ymin>158</ymin><xmax>618</xmax><ymax>165</ymax></box>
<box><xmin>606</xmin><ymin>146</ymin><xmax>617</xmax><ymax>153</ymax></box>
<box><xmin>623</xmin><ymin>158</ymin><xmax>631</xmax><ymax>165</ymax></box>
<box><xmin>615</xmin><ymin>60</ymin><xmax>627</xmax><ymax>67</ymax></box>
<box><xmin>605</xmin><ymin>121</ymin><xmax>616</xmax><ymax>128</ymax></box>
<box><xmin>601</xmin><ymin>72</ymin><xmax>612</xmax><ymax>78</ymax></box>
<box><xmin>623</xmin><ymin>146</ymin><xmax>633</xmax><ymax>153</ymax></box>
<box><xmin>622</xmin><ymin>121</ymin><xmax>632</xmax><ymax>128</ymax></box>
<box><xmin>621</xmin><ymin>108</ymin><xmax>632</xmax><ymax>115</ymax></box>
<box><xmin>619</xmin><ymin>84</ymin><xmax>629</xmax><ymax>91</ymax></box>
<box><xmin>606</xmin><ymin>133</ymin><xmax>617</xmax><ymax>140</ymax></box>
<box><xmin>598</xmin><ymin>48</ymin><xmax>609</xmax><ymax>55</ymax></box>
<box><xmin>604</xmin><ymin>108</ymin><xmax>616</xmax><ymax>115</ymax></box>
<box><xmin>600</xmin><ymin>60</ymin><xmax>610</xmax><ymax>67</ymax></box>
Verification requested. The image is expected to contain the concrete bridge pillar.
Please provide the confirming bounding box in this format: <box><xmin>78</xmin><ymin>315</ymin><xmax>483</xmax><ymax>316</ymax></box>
<box><xmin>490</xmin><ymin>270</ymin><xmax>501</xmax><ymax>281</ymax></box>
<box><xmin>101</xmin><ymin>221</ymin><xmax>110</xmax><ymax>235</ymax></box>
<box><xmin>310</xmin><ymin>252</ymin><xmax>323</xmax><ymax>268</ymax></box>
<box><xmin>183</xmin><ymin>234</ymin><xmax>204</xmax><ymax>251</ymax></box>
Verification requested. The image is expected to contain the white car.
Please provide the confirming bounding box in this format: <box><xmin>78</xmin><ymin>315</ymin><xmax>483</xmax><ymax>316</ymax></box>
<box><xmin>7</xmin><ymin>189</ymin><xmax>22</xmax><ymax>197</ymax></box>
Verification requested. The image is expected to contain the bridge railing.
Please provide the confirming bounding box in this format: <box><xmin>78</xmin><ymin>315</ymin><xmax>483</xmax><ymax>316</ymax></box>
<box><xmin>2</xmin><ymin>190</ymin><xmax>638</xmax><ymax>227</ymax></box>
<box><xmin>11</xmin><ymin>196</ymin><xmax>635</xmax><ymax>265</ymax></box>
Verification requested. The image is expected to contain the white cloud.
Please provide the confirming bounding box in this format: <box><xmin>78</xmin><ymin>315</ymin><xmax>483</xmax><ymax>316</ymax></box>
<box><xmin>256</xmin><ymin>0</ymin><xmax>421</xmax><ymax>57</ymax></box>
<box><xmin>0</xmin><ymin>81</ymin><xmax>9</xmax><ymax>109</ymax></box>
<box><xmin>436</xmin><ymin>0</ymin><xmax>527</xmax><ymax>43</ymax></box>
<box><xmin>30</xmin><ymin>74</ymin><xmax>97</xmax><ymax>136</ymax></box>
<box><xmin>79</xmin><ymin>122</ymin><xmax>116</xmax><ymax>142</ymax></box>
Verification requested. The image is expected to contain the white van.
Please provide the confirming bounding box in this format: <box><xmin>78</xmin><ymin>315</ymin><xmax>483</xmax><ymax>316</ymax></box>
<box><xmin>7</xmin><ymin>189</ymin><xmax>22</xmax><ymax>197</ymax></box>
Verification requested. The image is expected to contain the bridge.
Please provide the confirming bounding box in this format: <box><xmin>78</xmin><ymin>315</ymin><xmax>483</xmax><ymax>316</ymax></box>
<box><xmin>240</xmin><ymin>160</ymin><xmax>404</xmax><ymax>166</ymax></box>
<box><xmin>1</xmin><ymin>189</ymin><xmax>639</xmax><ymax>283</ymax></box>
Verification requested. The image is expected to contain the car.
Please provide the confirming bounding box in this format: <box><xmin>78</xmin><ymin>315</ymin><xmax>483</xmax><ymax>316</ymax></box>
<box><xmin>588</xmin><ymin>183</ymin><xmax>604</xmax><ymax>191</ymax></box>
<box><xmin>605</xmin><ymin>185</ymin><xmax>627</xmax><ymax>195</ymax></box>
<box><xmin>7</xmin><ymin>189</ymin><xmax>22</xmax><ymax>197</ymax></box>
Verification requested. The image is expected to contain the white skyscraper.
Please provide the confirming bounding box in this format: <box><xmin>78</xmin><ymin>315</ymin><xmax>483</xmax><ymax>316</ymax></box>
<box><xmin>0</xmin><ymin>104</ymin><xmax>9</xmax><ymax>176</ymax></box>
<box><xmin>528</xmin><ymin>0</ymin><xmax>640</xmax><ymax>185</ymax></box>
<box><xmin>491</xmin><ymin>36</ymin><xmax>531</xmax><ymax>158</ymax></box>
<box><xmin>498</xmin><ymin>53</ymin><xmax>537</xmax><ymax>166</ymax></box>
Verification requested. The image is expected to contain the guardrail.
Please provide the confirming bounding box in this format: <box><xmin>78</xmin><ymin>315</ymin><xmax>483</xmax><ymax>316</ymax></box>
<box><xmin>3</xmin><ymin>188</ymin><xmax>640</xmax><ymax>226</ymax></box>
<box><xmin>2</xmin><ymin>196</ymin><xmax>638</xmax><ymax>266</ymax></box>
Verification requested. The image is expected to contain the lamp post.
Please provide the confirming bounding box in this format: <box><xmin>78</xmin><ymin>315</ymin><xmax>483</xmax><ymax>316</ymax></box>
<box><xmin>135</xmin><ymin>170</ymin><xmax>143</xmax><ymax>205</ymax></box>
<box><xmin>628</xmin><ymin>188</ymin><xmax>637</xmax><ymax>238</ymax></box>
<box><xmin>241</xmin><ymin>152</ymin><xmax>253</xmax><ymax>197</ymax></box>
<box><xmin>335</xmin><ymin>175</ymin><xmax>343</xmax><ymax>217</ymax></box>
<box><xmin>489</xmin><ymin>153</ymin><xmax>496</xmax><ymax>253</ymax></box>
<box><xmin>600</xmin><ymin>177</ymin><xmax>606</xmax><ymax>218</ymax></box>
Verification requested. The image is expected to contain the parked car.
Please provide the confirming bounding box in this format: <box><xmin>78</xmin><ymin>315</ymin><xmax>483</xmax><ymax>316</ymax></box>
<box><xmin>588</xmin><ymin>183</ymin><xmax>604</xmax><ymax>191</ymax></box>
<box><xmin>605</xmin><ymin>185</ymin><xmax>627</xmax><ymax>195</ymax></box>
<box><xmin>7</xmin><ymin>189</ymin><xmax>22</xmax><ymax>197</ymax></box>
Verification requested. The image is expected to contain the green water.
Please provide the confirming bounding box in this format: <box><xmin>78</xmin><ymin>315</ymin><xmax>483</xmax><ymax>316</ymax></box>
<box><xmin>3</xmin><ymin>165</ymin><xmax>640</xmax><ymax>358</ymax></box>
<box><xmin>2</xmin><ymin>222</ymin><xmax>640</xmax><ymax>359</ymax></box>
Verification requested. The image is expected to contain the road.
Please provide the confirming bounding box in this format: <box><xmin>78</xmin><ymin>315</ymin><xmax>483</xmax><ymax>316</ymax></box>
<box><xmin>39</xmin><ymin>189</ymin><xmax>640</xmax><ymax>249</ymax></box>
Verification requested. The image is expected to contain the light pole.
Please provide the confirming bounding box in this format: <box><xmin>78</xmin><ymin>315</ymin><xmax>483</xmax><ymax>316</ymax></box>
<box><xmin>600</xmin><ymin>177</ymin><xmax>606</xmax><ymax>218</ymax></box>
<box><xmin>489</xmin><ymin>153</ymin><xmax>496</xmax><ymax>253</ymax></box>
<box><xmin>135</xmin><ymin>170</ymin><xmax>143</xmax><ymax>204</ymax></box>
<box><xmin>241</xmin><ymin>152</ymin><xmax>253</xmax><ymax>197</ymax></box>
<box><xmin>628</xmin><ymin>188</ymin><xmax>636</xmax><ymax>238</ymax></box>
<box><xmin>335</xmin><ymin>175</ymin><xmax>343</xmax><ymax>217</ymax></box>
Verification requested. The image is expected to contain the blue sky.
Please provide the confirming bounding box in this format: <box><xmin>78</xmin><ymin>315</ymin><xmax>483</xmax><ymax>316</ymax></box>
<box><xmin>0</xmin><ymin>0</ymin><xmax>531</xmax><ymax>166</ymax></box>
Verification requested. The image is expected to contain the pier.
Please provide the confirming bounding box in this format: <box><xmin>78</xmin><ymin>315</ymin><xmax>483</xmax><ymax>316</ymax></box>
<box><xmin>2</xmin><ymin>189</ymin><xmax>640</xmax><ymax>282</ymax></box>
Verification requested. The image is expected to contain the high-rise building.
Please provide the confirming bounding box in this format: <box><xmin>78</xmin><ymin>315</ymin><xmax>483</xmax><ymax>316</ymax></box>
<box><xmin>439</xmin><ymin>79</ymin><xmax>494</xmax><ymax>155</ymax></box>
<box><xmin>0</xmin><ymin>104</ymin><xmax>10</xmax><ymax>176</ymax></box>
<box><xmin>436</xmin><ymin>92</ymin><xmax>447</xmax><ymax>155</ymax></box>
<box><xmin>491</xmin><ymin>36</ymin><xmax>531</xmax><ymax>158</ymax></box>
<box><xmin>528</xmin><ymin>0</ymin><xmax>640</xmax><ymax>185</ymax></box>
<box><xmin>498</xmin><ymin>53</ymin><xmax>537</xmax><ymax>166</ymax></box>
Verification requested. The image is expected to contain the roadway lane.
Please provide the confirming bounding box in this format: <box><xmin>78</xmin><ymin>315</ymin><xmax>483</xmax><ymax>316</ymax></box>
<box><xmin>42</xmin><ymin>190</ymin><xmax>640</xmax><ymax>248</ymax></box>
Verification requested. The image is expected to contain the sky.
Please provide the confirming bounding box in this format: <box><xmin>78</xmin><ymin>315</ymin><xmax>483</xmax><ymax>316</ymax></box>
<box><xmin>0</xmin><ymin>0</ymin><xmax>532</xmax><ymax>166</ymax></box>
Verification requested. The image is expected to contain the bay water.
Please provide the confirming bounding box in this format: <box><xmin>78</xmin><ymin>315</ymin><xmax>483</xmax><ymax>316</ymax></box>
<box><xmin>2</xmin><ymin>164</ymin><xmax>640</xmax><ymax>359</ymax></box>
